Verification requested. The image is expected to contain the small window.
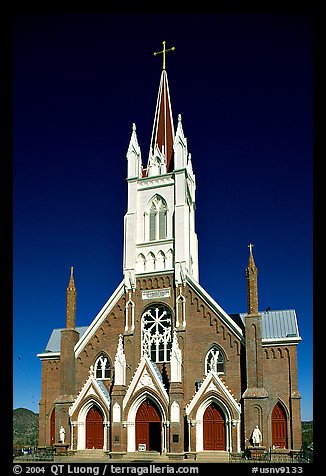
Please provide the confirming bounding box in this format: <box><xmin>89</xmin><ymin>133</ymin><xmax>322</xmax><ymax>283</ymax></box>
<box><xmin>205</xmin><ymin>346</ymin><xmax>225</xmax><ymax>375</ymax></box>
<box><xmin>94</xmin><ymin>354</ymin><xmax>111</xmax><ymax>380</ymax></box>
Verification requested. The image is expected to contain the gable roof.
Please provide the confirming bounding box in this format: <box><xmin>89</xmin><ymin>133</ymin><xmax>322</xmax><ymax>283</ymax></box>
<box><xmin>123</xmin><ymin>355</ymin><xmax>169</xmax><ymax>409</ymax></box>
<box><xmin>185</xmin><ymin>371</ymin><xmax>241</xmax><ymax>417</ymax></box>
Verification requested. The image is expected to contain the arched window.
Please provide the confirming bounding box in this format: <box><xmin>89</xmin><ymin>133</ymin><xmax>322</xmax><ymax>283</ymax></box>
<box><xmin>141</xmin><ymin>304</ymin><xmax>172</xmax><ymax>363</ymax></box>
<box><xmin>205</xmin><ymin>346</ymin><xmax>225</xmax><ymax>374</ymax></box>
<box><xmin>147</xmin><ymin>195</ymin><xmax>167</xmax><ymax>241</ymax></box>
<box><xmin>94</xmin><ymin>354</ymin><xmax>111</xmax><ymax>380</ymax></box>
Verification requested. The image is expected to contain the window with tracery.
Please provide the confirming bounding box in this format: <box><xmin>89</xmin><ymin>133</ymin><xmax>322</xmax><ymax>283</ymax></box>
<box><xmin>205</xmin><ymin>346</ymin><xmax>225</xmax><ymax>374</ymax></box>
<box><xmin>147</xmin><ymin>195</ymin><xmax>167</xmax><ymax>241</ymax></box>
<box><xmin>94</xmin><ymin>354</ymin><xmax>111</xmax><ymax>380</ymax></box>
<box><xmin>141</xmin><ymin>305</ymin><xmax>172</xmax><ymax>362</ymax></box>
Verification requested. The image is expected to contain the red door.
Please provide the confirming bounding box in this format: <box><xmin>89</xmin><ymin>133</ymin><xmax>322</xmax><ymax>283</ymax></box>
<box><xmin>272</xmin><ymin>403</ymin><xmax>287</xmax><ymax>448</ymax></box>
<box><xmin>135</xmin><ymin>400</ymin><xmax>161</xmax><ymax>452</ymax></box>
<box><xmin>86</xmin><ymin>406</ymin><xmax>104</xmax><ymax>449</ymax></box>
<box><xmin>203</xmin><ymin>403</ymin><xmax>226</xmax><ymax>450</ymax></box>
<box><xmin>50</xmin><ymin>409</ymin><xmax>55</xmax><ymax>445</ymax></box>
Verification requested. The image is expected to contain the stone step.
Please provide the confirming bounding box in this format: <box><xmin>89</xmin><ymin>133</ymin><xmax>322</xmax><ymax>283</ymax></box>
<box><xmin>196</xmin><ymin>451</ymin><xmax>229</xmax><ymax>462</ymax></box>
<box><xmin>123</xmin><ymin>451</ymin><xmax>164</xmax><ymax>461</ymax></box>
<box><xmin>74</xmin><ymin>449</ymin><xmax>107</xmax><ymax>459</ymax></box>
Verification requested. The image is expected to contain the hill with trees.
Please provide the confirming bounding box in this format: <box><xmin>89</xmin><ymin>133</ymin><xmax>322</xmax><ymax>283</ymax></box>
<box><xmin>13</xmin><ymin>408</ymin><xmax>39</xmax><ymax>447</ymax></box>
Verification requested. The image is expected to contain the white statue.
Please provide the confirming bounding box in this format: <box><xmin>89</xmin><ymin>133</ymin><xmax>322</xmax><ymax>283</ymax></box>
<box><xmin>59</xmin><ymin>425</ymin><xmax>65</xmax><ymax>444</ymax></box>
<box><xmin>252</xmin><ymin>425</ymin><xmax>262</xmax><ymax>446</ymax></box>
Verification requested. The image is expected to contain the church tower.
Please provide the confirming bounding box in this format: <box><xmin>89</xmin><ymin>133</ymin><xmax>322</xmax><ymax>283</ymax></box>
<box><xmin>55</xmin><ymin>267</ymin><xmax>79</xmax><ymax>447</ymax></box>
<box><xmin>242</xmin><ymin>246</ymin><xmax>269</xmax><ymax>448</ymax></box>
<box><xmin>123</xmin><ymin>50</ymin><xmax>198</xmax><ymax>292</ymax></box>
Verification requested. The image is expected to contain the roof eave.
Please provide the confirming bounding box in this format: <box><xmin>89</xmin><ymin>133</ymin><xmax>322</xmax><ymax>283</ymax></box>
<box><xmin>37</xmin><ymin>352</ymin><xmax>60</xmax><ymax>360</ymax></box>
<box><xmin>262</xmin><ymin>337</ymin><xmax>302</xmax><ymax>346</ymax></box>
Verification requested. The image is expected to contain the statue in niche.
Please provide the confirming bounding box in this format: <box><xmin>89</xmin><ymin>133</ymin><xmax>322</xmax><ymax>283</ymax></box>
<box><xmin>59</xmin><ymin>426</ymin><xmax>65</xmax><ymax>444</ymax></box>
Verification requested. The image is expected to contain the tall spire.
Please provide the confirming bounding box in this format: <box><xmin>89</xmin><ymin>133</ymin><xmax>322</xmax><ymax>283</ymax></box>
<box><xmin>246</xmin><ymin>244</ymin><xmax>259</xmax><ymax>315</ymax></box>
<box><xmin>147</xmin><ymin>42</ymin><xmax>176</xmax><ymax>176</ymax></box>
<box><xmin>66</xmin><ymin>266</ymin><xmax>76</xmax><ymax>328</ymax></box>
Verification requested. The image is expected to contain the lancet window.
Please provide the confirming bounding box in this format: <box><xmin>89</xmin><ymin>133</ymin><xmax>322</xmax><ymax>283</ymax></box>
<box><xmin>94</xmin><ymin>354</ymin><xmax>111</xmax><ymax>380</ymax></box>
<box><xmin>205</xmin><ymin>346</ymin><xmax>225</xmax><ymax>374</ymax></box>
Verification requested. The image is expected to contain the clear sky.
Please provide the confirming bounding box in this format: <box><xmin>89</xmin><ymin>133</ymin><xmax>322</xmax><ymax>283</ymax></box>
<box><xmin>13</xmin><ymin>11</ymin><xmax>313</xmax><ymax>420</ymax></box>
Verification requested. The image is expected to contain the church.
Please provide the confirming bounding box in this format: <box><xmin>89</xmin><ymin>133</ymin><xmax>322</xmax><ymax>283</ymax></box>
<box><xmin>37</xmin><ymin>42</ymin><xmax>302</xmax><ymax>460</ymax></box>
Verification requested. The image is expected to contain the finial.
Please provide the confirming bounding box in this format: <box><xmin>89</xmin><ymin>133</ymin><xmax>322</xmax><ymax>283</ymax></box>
<box><xmin>153</xmin><ymin>40</ymin><xmax>175</xmax><ymax>70</ymax></box>
<box><xmin>70</xmin><ymin>266</ymin><xmax>74</xmax><ymax>277</ymax></box>
<box><xmin>132</xmin><ymin>123</ymin><xmax>136</xmax><ymax>132</ymax></box>
<box><xmin>248</xmin><ymin>243</ymin><xmax>254</xmax><ymax>254</ymax></box>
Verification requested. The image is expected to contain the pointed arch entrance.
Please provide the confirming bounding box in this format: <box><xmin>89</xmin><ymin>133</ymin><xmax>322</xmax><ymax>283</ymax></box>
<box><xmin>86</xmin><ymin>406</ymin><xmax>104</xmax><ymax>449</ymax></box>
<box><xmin>135</xmin><ymin>399</ymin><xmax>162</xmax><ymax>452</ymax></box>
<box><xmin>272</xmin><ymin>402</ymin><xmax>287</xmax><ymax>449</ymax></box>
<box><xmin>203</xmin><ymin>402</ymin><xmax>226</xmax><ymax>450</ymax></box>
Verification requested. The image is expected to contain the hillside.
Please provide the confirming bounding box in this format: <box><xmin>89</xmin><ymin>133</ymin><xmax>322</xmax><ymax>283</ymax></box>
<box><xmin>13</xmin><ymin>408</ymin><xmax>39</xmax><ymax>446</ymax></box>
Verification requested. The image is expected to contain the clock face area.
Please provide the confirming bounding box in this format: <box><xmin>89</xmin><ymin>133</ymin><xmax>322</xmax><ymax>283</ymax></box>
<box><xmin>141</xmin><ymin>304</ymin><xmax>172</xmax><ymax>363</ymax></box>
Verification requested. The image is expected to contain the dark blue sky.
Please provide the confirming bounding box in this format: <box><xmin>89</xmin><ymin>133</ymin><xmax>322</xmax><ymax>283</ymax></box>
<box><xmin>13</xmin><ymin>12</ymin><xmax>313</xmax><ymax>420</ymax></box>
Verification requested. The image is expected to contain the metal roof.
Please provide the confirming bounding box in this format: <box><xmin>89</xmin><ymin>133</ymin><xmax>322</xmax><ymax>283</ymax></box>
<box><xmin>232</xmin><ymin>309</ymin><xmax>300</xmax><ymax>340</ymax></box>
<box><xmin>43</xmin><ymin>326</ymin><xmax>89</xmax><ymax>353</ymax></box>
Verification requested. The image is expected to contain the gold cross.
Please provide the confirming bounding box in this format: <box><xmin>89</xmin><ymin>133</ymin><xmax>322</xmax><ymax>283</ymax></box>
<box><xmin>153</xmin><ymin>41</ymin><xmax>175</xmax><ymax>70</ymax></box>
<box><xmin>248</xmin><ymin>243</ymin><xmax>254</xmax><ymax>254</ymax></box>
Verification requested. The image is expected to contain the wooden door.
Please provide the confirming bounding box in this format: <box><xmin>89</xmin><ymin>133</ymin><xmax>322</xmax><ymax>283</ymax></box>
<box><xmin>203</xmin><ymin>402</ymin><xmax>226</xmax><ymax>450</ymax></box>
<box><xmin>86</xmin><ymin>406</ymin><xmax>104</xmax><ymax>449</ymax></box>
<box><xmin>50</xmin><ymin>409</ymin><xmax>55</xmax><ymax>445</ymax></box>
<box><xmin>272</xmin><ymin>403</ymin><xmax>287</xmax><ymax>449</ymax></box>
<box><xmin>135</xmin><ymin>400</ymin><xmax>161</xmax><ymax>452</ymax></box>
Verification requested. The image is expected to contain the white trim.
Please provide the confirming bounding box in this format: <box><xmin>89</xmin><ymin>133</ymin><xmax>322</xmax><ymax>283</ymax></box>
<box><xmin>37</xmin><ymin>352</ymin><xmax>60</xmax><ymax>360</ymax></box>
<box><xmin>195</xmin><ymin>397</ymin><xmax>233</xmax><ymax>452</ymax></box>
<box><xmin>69</xmin><ymin>373</ymin><xmax>111</xmax><ymax>418</ymax></box>
<box><xmin>74</xmin><ymin>398</ymin><xmax>109</xmax><ymax>450</ymax></box>
<box><xmin>74</xmin><ymin>281</ymin><xmax>124</xmax><ymax>357</ymax></box>
<box><xmin>123</xmin><ymin>355</ymin><xmax>169</xmax><ymax>410</ymax></box>
<box><xmin>262</xmin><ymin>337</ymin><xmax>302</xmax><ymax>346</ymax></box>
<box><xmin>186</xmin><ymin>371</ymin><xmax>241</xmax><ymax>417</ymax></box>
<box><xmin>125</xmin><ymin>390</ymin><xmax>168</xmax><ymax>453</ymax></box>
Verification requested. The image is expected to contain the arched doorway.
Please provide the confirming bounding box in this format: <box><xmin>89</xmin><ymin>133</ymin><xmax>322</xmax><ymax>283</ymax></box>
<box><xmin>135</xmin><ymin>399</ymin><xmax>161</xmax><ymax>452</ymax></box>
<box><xmin>86</xmin><ymin>406</ymin><xmax>104</xmax><ymax>449</ymax></box>
<box><xmin>272</xmin><ymin>403</ymin><xmax>287</xmax><ymax>449</ymax></box>
<box><xmin>203</xmin><ymin>402</ymin><xmax>226</xmax><ymax>450</ymax></box>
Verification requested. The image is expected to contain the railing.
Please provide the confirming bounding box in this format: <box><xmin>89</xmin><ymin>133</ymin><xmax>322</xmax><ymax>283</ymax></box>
<box><xmin>13</xmin><ymin>447</ymin><xmax>55</xmax><ymax>462</ymax></box>
<box><xmin>229</xmin><ymin>448</ymin><xmax>313</xmax><ymax>463</ymax></box>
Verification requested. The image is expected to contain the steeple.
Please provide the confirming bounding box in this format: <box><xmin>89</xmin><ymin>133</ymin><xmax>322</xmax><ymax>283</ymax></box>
<box><xmin>66</xmin><ymin>266</ymin><xmax>76</xmax><ymax>328</ymax></box>
<box><xmin>246</xmin><ymin>243</ymin><xmax>259</xmax><ymax>315</ymax></box>
<box><xmin>123</xmin><ymin>42</ymin><xmax>198</xmax><ymax>289</ymax></box>
<box><xmin>147</xmin><ymin>68</ymin><xmax>175</xmax><ymax>175</ymax></box>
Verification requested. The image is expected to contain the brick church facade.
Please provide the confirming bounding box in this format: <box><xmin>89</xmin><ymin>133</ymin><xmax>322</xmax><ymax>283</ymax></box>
<box><xmin>37</xmin><ymin>56</ymin><xmax>302</xmax><ymax>459</ymax></box>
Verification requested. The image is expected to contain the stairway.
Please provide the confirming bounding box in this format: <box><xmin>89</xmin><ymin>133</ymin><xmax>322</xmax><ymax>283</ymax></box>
<box><xmin>124</xmin><ymin>451</ymin><xmax>167</xmax><ymax>462</ymax></box>
<box><xmin>74</xmin><ymin>449</ymin><xmax>107</xmax><ymax>460</ymax></box>
<box><xmin>196</xmin><ymin>451</ymin><xmax>229</xmax><ymax>462</ymax></box>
